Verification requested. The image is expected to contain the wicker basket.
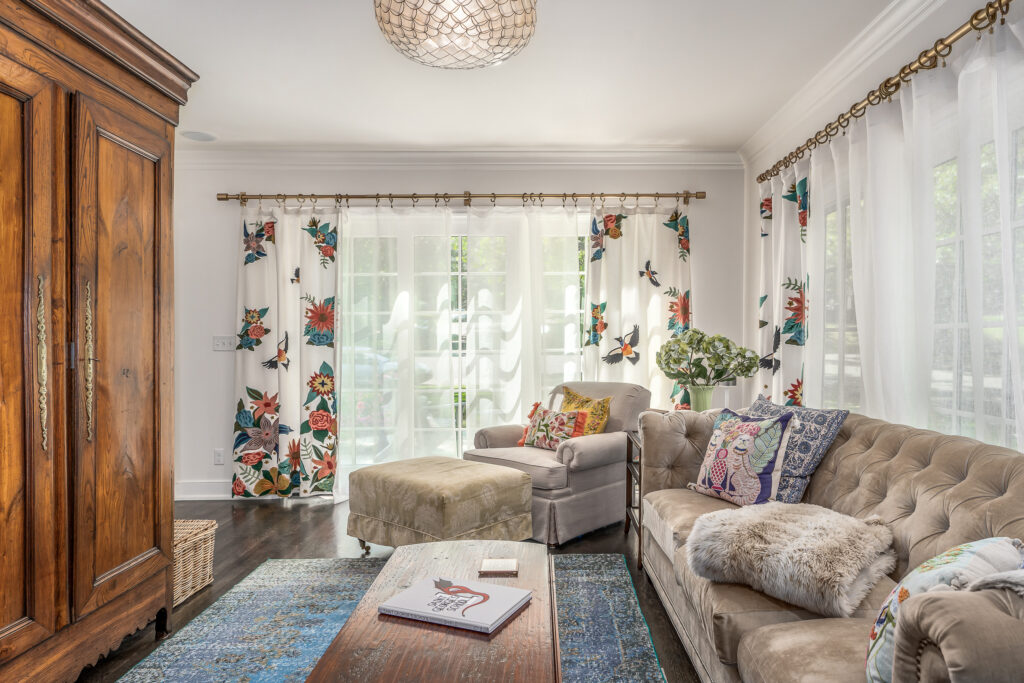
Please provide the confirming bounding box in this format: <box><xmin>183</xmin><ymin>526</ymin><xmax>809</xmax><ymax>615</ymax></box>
<box><xmin>172</xmin><ymin>519</ymin><xmax>217</xmax><ymax>607</ymax></box>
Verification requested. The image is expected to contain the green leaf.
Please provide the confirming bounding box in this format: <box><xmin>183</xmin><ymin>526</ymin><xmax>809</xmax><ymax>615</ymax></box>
<box><xmin>319</xmin><ymin>360</ymin><xmax>333</xmax><ymax>376</ymax></box>
<box><xmin>246</xmin><ymin>387</ymin><xmax>264</xmax><ymax>401</ymax></box>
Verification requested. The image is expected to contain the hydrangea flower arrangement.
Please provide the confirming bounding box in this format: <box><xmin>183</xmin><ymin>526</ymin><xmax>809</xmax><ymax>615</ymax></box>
<box><xmin>656</xmin><ymin>328</ymin><xmax>759</xmax><ymax>388</ymax></box>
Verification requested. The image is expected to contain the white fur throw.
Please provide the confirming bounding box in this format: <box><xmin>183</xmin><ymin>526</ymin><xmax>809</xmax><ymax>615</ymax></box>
<box><xmin>686</xmin><ymin>502</ymin><xmax>895</xmax><ymax>617</ymax></box>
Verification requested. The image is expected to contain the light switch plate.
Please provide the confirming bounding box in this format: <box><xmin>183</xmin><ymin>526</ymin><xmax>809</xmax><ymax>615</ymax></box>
<box><xmin>212</xmin><ymin>335</ymin><xmax>235</xmax><ymax>351</ymax></box>
<box><xmin>213</xmin><ymin>448</ymin><xmax>225</xmax><ymax>465</ymax></box>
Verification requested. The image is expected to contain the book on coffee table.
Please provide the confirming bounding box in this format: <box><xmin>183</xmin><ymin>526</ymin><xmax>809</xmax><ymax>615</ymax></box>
<box><xmin>479</xmin><ymin>558</ymin><xmax>518</xmax><ymax>577</ymax></box>
<box><xmin>378</xmin><ymin>576</ymin><xmax>532</xmax><ymax>634</ymax></box>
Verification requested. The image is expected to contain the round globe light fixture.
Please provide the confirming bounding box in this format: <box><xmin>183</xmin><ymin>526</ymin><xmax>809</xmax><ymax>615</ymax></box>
<box><xmin>374</xmin><ymin>0</ymin><xmax>536</xmax><ymax>70</ymax></box>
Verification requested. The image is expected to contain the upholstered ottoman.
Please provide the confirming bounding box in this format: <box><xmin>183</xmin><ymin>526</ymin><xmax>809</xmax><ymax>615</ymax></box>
<box><xmin>347</xmin><ymin>456</ymin><xmax>532</xmax><ymax>548</ymax></box>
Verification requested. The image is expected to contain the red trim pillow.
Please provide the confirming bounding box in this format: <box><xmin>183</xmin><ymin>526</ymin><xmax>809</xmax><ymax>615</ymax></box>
<box><xmin>521</xmin><ymin>406</ymin><xmax>588</xmax><ymax>450</ymax></box>
<box><xmin>518</xmin><ymin>402</ymin><xmax>542</xmax><ymax>446</ymax></box>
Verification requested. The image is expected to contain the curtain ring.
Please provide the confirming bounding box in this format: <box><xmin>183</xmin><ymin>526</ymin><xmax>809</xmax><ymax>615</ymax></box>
<box><xmin>561</xmin><ymin>193</ymin><xmax>567</xmax><ymax>208</ymax></box>
<box><xmin>257</xmin><ymin>196</ymin><xmax>263</xmax><ymax>212</ymax></box>
<box><xmin>276</xmin><ymin>193</ymin><xmax>286</xmax><ymax>207</ymax></box>
<box><xmin>522</xmin><ymin>192</ymin><xmax>528</xmax><ymax>206</ymax></box>
<box><xmin>310</xmin><ymin>195</ymin><xmax>318</xmax><ymax>207</ymax></box>
<box><xmin>411</xmin><ymin>193</ymin><xmax>419</xmax><ymax>206</ymax></box>
<box><xmin>443</xmin><ymin>193</ymin><xmax>450</xmax><ymax>206</ymax></box>
<box><xmin>572</xmin><ymin>193</ymin><xmax>578</xmax><ymax>208</ymax></box>
<box><xmin>600</xmin><ymin>193</ymin><xmax>606</xmax><ymax>211</ymax></box>
<box><xmin>388</xmin><ymin>194</ymin><xmax>394</xmax><ymax>208</ymax></box>
<box><xmin>491</xmin><ymin>193</ymin><xmax>496</xmax><ymax>206</ymax></box>
<box><xmin>435</xmin><ymin>194</ymin><xmax>440</xmax><ymax>208</ymax></box>
<box><xmin>375</xmin><ymin>194</ymin><xmax>381</xmax><ymax>207</ymax></box>
<box><xmin>653</xmin><ymin>192</ymin><xmax>660</xmax><ymax>209</ymax></box>
<box><xmin>538</xmin><ymin>194</ymin><xmax>544</xmax><ymax>207</ymax></box>
<box><xmin>297</xmin><ymin>195</ymin><xmax>306</xmax><ymax>206</ymax></box>
<box><xmin>634</xmin><ymin>193</ymin><xmax>640</xmax><ymax>210</ymax></box>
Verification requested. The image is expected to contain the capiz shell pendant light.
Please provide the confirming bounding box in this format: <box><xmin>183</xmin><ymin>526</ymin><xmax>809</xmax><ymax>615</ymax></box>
<box><xmin>375</xmin><ymin>0</ymin><xmax>536</xmax><ymax>69</ymax></box>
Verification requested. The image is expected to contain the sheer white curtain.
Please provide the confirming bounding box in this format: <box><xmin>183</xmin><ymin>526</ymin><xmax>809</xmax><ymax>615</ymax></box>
<box><xmin>806</xmin><ymin>21</ymin><xmax>1024</xmax><ymax>447</ymax></box>
<box><xmin>335</xmin><ymin>207</ymin><xmax>456</xmax><ymax>498</ymax></box>
<box><xmin>462</xmin><ymin>206</ymin><xmax>587</xmax><ymax>435</ymax></box>
<box><xmin>333</xmin><ymin>205</ymin><xmax>585</xmax><ymax>496</ymax></box>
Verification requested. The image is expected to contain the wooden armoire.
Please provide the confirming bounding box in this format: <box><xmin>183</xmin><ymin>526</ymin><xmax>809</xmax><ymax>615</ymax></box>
<box><xmin>0</xmin><ymin>1</ymin><xmax>195</xmax><ymax>680</ymax></box>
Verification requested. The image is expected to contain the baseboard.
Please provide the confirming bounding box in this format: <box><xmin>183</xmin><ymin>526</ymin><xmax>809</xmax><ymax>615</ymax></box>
<box><xmin>175</xmin><ymin>479</ymin><xmax>232</xmax><ymax>500</ymax></box>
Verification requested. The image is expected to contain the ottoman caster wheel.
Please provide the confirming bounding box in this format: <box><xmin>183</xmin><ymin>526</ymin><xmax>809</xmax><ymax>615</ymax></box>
<box><xmin>358</xmin><ymin>538</ymin><xmax>370</xmax><ymax>556</ymax></box>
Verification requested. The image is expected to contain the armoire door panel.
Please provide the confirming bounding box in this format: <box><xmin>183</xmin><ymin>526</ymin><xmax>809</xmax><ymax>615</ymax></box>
<box><xmin>72</xmin><ymin>94</ymin><xmax>172</xmax><ymax>619</ymax></box>
<box><xmin>0</xmin><ymin>58</ymin><xmax>64</xmax><ymax>664</ymax></box>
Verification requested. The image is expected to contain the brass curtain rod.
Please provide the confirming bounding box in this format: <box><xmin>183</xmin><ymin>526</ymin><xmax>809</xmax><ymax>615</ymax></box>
<box><xmin>757</xmin><ymin>0</ymin><xmax>1013</xmax><ymax>183</ymax></box>
<box><xmin>216</xmin><ymin>190</ymin><xmax>706</xmax><ymax>207</ymax></box>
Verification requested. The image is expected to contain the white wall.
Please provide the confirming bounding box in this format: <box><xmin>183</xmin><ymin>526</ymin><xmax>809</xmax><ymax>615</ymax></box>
<box><xmin>173</xmin><ymin>148</ymin><xmax>745</xmax><ymax>499</ymax></box>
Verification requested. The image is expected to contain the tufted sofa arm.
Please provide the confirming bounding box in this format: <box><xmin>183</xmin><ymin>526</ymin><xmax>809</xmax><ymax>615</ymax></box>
<box><xmin>638</xmin><ymin>410</ymin><xmax>717</xmax><ymax>497</ymax></box>
<box><xmin>473</xmin><ymin>424</ymin><xmax>524</xmax><ymax>449</ymax></box>
<box><xmin>892</xmin><ymin>587</ymin><xmax>1024</xmax><ymax>683</ymax></box>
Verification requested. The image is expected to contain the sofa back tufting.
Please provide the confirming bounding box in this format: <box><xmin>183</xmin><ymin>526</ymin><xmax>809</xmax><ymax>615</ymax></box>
<box><xmin>639</xmin><ymin>410</ymin><xmax>1024</xmax><ymax>580</ymax></box>
<box><xmin>804</xmin><ymin>413</ymin><xmax>1024</xmax><ymax>578</ymax></box>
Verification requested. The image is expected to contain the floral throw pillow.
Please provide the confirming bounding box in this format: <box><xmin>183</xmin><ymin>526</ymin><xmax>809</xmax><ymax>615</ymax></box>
<box><xmin>522</xmin><ymin>406</ymin><xmax>588</xmax><ymax>450</ymax></box>
<box><xmin>560</xmin><ymin>387</ymin><xmax>612</xmax><ymax>436</ymax></box>
<box><xmin>690</xmin><ymin>408</ymin><xmax>795</xmax><ymax>506</ymax></box>
<box><xmin>744</xmin><ymin>395</ymin><xmax>848</xmax><ymax>503</ymax></box>
<box><xmin>865</xmin><ymin>537</ymin><xmax>1024</xmax><ymax>683</ymax></box>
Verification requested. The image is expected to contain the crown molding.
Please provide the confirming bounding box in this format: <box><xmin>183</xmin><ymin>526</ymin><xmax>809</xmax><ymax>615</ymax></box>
<box><xmin>175</xmin><ymin>146</ymin><xmax>744</xmax><ymax>172</ymax></box>
<box><xmin>738</xmin><ymin>0</ymin><xmax>950</xmax><ymax>171</ymax></box>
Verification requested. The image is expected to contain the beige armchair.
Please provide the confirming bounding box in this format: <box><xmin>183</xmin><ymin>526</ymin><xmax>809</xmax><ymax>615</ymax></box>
<box><xmin>463</xmin><ymin>381</ymin><xmax>651</xmax><ymax>546</ymax></box>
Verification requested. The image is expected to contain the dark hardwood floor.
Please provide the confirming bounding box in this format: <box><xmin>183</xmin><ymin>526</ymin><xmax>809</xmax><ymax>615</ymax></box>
<box><xmin>78</xmin><ymin>498</ymin><xmax>698</xmax><ymax>683</ymax></box>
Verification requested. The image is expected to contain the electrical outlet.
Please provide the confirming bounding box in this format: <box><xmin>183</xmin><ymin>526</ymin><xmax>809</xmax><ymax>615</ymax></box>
<box><xmin>213</xmin><ymin>448</ymin><xmax>225</xmax><ymax>466</ymax></box>
<box><xmin>212</xmin><ymin>335</ymin><xmax>235</xmax><ymax>351</ymax></box>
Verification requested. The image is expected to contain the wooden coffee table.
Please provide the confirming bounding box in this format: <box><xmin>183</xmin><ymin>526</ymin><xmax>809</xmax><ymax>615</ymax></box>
<box><xmin>307</xmin><ymin>540</ymin><xmax>560</xmax><ymax>682</ymax></box>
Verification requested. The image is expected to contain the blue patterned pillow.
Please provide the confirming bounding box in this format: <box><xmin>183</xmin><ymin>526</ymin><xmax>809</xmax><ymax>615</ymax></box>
<box><xmin>743</xmin><ymin>396</ymin><xmax>848</xmax><ymax>503</ymax></box>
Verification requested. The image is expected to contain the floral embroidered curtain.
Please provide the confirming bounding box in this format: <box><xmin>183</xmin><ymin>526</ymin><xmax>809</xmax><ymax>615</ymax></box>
<box><xmin>232</xmin><ymin>204</ymin><xmax>339</xmax><ymax>498</ymax></box>
<box><xmin>583</xmin><ymin>203</ymin><xmax>693</xmax><ymax>408</ymax></box>
<box><xmin>756</xmin><ymin>165</ymin><xmax>808</xmax><ymax>406</ymax></box>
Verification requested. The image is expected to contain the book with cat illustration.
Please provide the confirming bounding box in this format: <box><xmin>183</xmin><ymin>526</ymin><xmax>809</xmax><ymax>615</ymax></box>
<box><xmin>378</xmin><ymin>577</ymin><xmax>532</xmax><ymax>633</ymax></box>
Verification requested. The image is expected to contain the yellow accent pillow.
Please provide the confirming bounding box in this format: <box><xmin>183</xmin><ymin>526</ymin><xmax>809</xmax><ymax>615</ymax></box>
<box><xmin>560</xmin><ymin>387</ymin><xmax>612</xmax><ymax>435</ymax></box>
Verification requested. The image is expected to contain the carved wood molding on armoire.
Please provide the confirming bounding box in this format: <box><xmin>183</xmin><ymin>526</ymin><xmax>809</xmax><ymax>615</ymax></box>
<box><xmin>0</xmin><ymin>1</ymin><xmax>196</xmax><ymax>680</ymax></box>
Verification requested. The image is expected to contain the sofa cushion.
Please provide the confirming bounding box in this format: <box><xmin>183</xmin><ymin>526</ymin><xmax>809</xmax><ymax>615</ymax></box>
<box><xmin>673</xmin><ymin>545</ymin><xmax>895</xmax><ymax>666</ymax></box>
<box><xmin>736</xmin><ymin>618</ymin><xmax>876</xmax><ymax>683</ymax></box>
<box><xmin>463</xmin><ymin>447</ymin><xmax>567</xmax><ymax>489</ymax></box>
<box><xmin>642</xmin><ymin>488</ymin><xmax>737</xmax><ymax>560</ymax></box>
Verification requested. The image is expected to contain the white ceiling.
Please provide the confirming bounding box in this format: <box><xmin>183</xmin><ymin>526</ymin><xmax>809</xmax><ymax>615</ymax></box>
<box><xmin>107</xmin><ymin>0</ymin><xmax>891</xmax><ymax>151</ymax></box>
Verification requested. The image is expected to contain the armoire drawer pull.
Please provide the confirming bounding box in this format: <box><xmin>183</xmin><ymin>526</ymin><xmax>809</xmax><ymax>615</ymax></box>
<box><xmin>36</xmin><ymin>274</ymin><xmax>48</xmax><ymax>452</ymax></box>
<box><xmin>85</xmin><ymin>279</ymin><xmax>94</xmax><ymax>442</ymax></box>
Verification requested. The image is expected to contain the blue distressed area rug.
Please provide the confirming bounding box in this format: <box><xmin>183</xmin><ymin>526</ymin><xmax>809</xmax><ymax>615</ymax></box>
<box><xmin>120</xmin><ymin>554</ymin><xmax>663</xmax><ymax>683</ymax></box>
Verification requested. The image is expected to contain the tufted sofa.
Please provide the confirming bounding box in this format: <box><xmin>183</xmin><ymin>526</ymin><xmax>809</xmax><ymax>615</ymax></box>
<box><xmin>639</xmin><ymin>409</ymin><xmax>1024</xmax><ymax>683</ymax></box>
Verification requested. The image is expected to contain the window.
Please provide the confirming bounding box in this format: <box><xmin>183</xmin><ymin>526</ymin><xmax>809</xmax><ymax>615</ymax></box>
<box><xmin>337</xmin><ymin>209</ymin><xmax>587</xmax><ymax>470</ymax></box>
<box><xmin>929</xmin><ymin>140</ymin><xmax>1022</xmax><ymax>448</ymax></box>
